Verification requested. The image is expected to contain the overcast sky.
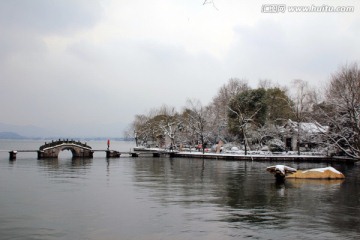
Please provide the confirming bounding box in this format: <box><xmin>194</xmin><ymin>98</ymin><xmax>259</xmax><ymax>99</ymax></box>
<box><xmin>1</xmin><ymin>0</ymin><xmax>359</xmax><ymax>137</ymax></box>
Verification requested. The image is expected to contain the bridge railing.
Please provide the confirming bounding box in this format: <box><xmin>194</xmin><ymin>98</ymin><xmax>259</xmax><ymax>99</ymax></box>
<box><xmin>39</xmin><ymin>139</ymin><xmax>92</xmax><ymax>150</ymax></box>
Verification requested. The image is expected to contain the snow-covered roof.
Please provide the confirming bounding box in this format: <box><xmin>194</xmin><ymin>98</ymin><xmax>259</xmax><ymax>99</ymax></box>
<box><xmin>285</xmin><ymin>119</ymin><xmax>328</xmax><ymax>134</ymax></box>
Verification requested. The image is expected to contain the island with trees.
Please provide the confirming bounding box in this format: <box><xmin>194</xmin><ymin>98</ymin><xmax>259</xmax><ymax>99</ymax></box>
<box><xmin>125</xmin><ymin>63</ymin><xmax>360</xmax><ymax>160</ymax></box>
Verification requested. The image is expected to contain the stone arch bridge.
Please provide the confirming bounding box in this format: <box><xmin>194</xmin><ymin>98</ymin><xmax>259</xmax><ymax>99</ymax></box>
<box><xmin>37</xmin><ymin>140</ymin><xmax>94</xmax><ymax>159</ymax></box>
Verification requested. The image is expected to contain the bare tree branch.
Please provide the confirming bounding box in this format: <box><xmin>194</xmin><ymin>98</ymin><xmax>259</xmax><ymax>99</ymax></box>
<box><xmin>203</xmin><ymin>0</ymin><xmax>218</xmax><ymax>10</ymax></box>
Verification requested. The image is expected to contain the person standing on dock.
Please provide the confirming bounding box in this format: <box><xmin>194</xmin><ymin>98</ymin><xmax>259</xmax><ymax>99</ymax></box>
<box><xmin>107</xmin><ymin>139</ymin><xmax>110</xmax><ymax>150</ymax></box>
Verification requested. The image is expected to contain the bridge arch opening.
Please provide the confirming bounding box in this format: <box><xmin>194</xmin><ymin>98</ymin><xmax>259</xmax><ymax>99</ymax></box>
<box><xmin>58</xmin><ymin>149</ymin><xmax>74</xmax><ymax>159</ymax></box>
<box><xmin>58</xmin><ymin>147</ymin><xmax>76</xmax><ymax>159</ymax></box>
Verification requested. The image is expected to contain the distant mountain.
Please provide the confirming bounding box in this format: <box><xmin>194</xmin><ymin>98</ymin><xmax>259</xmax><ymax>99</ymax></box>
<box><xmin>0</xmin><ymin>122</ymin><xmax>128</xmax><ymax>139</ymax></box>
<box><xmin>0</xmin><ymin>132</ymin><xmax>25</xmax><ymax>139</ymax></box>
<box><xmin>0</xmin><ymin>122</ymin><xmax>55</xmax><ymax>138</ymax></box>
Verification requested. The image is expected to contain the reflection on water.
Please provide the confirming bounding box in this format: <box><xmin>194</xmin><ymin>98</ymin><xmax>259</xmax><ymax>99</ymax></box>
<box><xmin>38</xmin><ymin>158</ymin><xmax>93</xmax><ymax>181</ymax></box>
<box><xmin>0</xmin><ymin>140</ymin><xmax>359</xmax><ymax>240</ymax></box>
<box><xmin>287</xmin><ymin>178</ymin><xmax>344</xmax><ymax>187</ymax></box>
<box><xmin>38</xmin><ymin>158</ymin><xmax>93</xmax><ymax>170</ymax></box>
<box><xmin>130</xmin><ymin>158</ymin><xmax>360</xmax><ymax>239</ymax></box>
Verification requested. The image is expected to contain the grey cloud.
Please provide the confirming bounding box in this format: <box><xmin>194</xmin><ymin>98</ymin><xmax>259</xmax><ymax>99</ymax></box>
<box><xmin>65</xmin><ymin>38</ymin><xmax>225</xmax><ymax>121</ymax></box>
<box><xmin>0</xmin><ymin>0</ymin><xmax>103</xmax><ymax>67</ymax></box>
<box><xmin>227</xmin><ymin>15</ymin><xmax>360</xmax><ymax>86</ymax></box>
<box><xmin>0</xmin><ymin>0</ymin><xmax>103</xmax><ymax>34</ymax></box>
<box><xmin>1</xmin><ymin>1</ymin><xmax>359</xmax><ymax>137</ymax></box>
<box><xmin>0</xmin><ymin>31</ymin><xmax>47</xmax><ymax>64</ymax></box>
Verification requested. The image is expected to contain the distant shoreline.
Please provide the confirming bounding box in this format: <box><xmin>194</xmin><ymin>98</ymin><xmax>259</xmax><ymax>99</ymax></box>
<box><xmin>0</xmin><ymin>133</ymin><xmax>134</xmax><ymax>142</ymax></box>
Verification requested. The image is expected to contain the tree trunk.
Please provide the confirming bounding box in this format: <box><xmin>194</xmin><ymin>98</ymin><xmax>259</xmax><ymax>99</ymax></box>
<box><xmin>201</xmin><ymin>136</ymin><xmax>205</xmax><ymax>154</ymax></box>
<box><xmin>242</xmin><ymin>130</ymin><xmax>247</xmax><ymax>155</ymax></box>
<box><xmin>244</xmin><ymin>140</ymin><xmax>247</xmax><ymax>155</ymax></box>
<box><xmin>297</xmin><ymin>122</ymin><xmax>301</xmax><ymax>155</ymax></box>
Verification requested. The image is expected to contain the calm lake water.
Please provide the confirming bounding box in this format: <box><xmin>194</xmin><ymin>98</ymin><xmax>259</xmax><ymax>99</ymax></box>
<box><xmin>0</xmin><ymin>140</ymin><xmax>359</xmax><ymax>240</ymax></box>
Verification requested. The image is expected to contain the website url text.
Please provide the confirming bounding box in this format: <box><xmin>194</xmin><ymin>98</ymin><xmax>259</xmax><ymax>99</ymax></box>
<box><xmin>261</xmin><ymin>4</ymin><xmax>355</xmax><ymax>13</ymax></box>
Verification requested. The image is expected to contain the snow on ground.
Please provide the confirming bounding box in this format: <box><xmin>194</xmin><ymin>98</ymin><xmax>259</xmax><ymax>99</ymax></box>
<box><xmin>176</xmin><ymin>151</ymin><xmax>328</xmax><ymax>158</ymax></box>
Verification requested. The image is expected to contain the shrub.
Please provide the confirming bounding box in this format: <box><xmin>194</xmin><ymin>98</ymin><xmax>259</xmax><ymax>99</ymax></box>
<box><xmin>268</xmin><ymin>139</ymin><xmax>285</xmax><ymax>152</ymax></box>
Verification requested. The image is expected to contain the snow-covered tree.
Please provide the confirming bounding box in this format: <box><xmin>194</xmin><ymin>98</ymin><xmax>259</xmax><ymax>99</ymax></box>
<box><xmin>321</xmin><ymin>63</ymin><xmax>360</xmax><ymax>158</ymax></box>
<box><xmin>210</xmin><ymin>78</ymin><xmax>250</xmax><ymax>142</ymax></box>
<box><xmin>130</xmin><ymin>114</ymin><xmax>157</xmax><ymax>146</ymax></box>
<box><xmin>129</xmin><ymin>105</ymin><xmax>182</xmax><ymax>148</ymax></box>
<box><xmin>183</xmin><ymin>99</ymin><xmax>211</xmax><ymax>154</ymax></box>
<box><xmin>290</xmin><ymin>79</ymin><xmax>314</xmax><ymax>154</ymax></box>
<box><xmin>153</xmin><ymin>105</ymin><xmax>182</xmax><ymax>148</ymax></box>
<box><xmin>228</xmin><ymin>88</ymin><xmax>268</xmax><ymax>154</ymax></box>
<box><xmin>265</xmin><ymin>87</ymin><xmax>294</xmax><ymax>125</ymax></box>
<box><xmin>267</xmin><ymin>138</ymin><xmax>286</xmax><ymax>152</ymax></box>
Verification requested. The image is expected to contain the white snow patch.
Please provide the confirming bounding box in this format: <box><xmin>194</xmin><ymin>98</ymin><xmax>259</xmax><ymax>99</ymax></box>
<box><xmin>266</xmin><ymin>165</ymin><xmax>297</xmax><ymax>175</ymax></box>
<box><xmin>276</xmin><ymin>165</ymin><xmax>285</xmax><ymax>175</ymax></box>
<box><xmin>303</xmin><ymin>167</ymin><xmax>341</xmax><ymax>174</ymax></box>
<box><xmin>279</xmin><ymin>165</ymin><xmax>297</xmax><ymax>174</ymax></box>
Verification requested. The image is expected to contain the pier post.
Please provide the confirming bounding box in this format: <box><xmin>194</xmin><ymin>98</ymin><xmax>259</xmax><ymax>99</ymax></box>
<box><xmin>106</xmin><ymin>150</ymin><xmax>121</xmax><ymax>158</ymax></box>
<box><xmin>131</xmin><ymin>153</ymin><xmax>139</xmax><ymax>157</ymax></box>
<box><xmin>9</xmin><ymin>151</ymin><xmax>17</xmax><ymax>161</ymax></box>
